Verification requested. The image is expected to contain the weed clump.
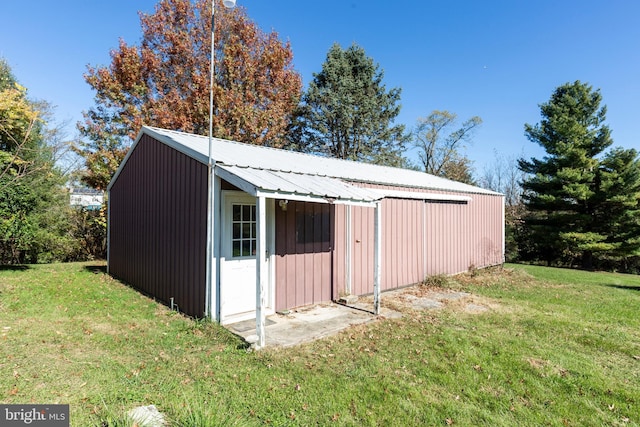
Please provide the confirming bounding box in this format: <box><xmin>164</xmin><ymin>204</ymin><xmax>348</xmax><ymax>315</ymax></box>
<box><xmin>422</xmin><ymin>274</ymin><xmax>450</xmax><ymax>288</ymax></box>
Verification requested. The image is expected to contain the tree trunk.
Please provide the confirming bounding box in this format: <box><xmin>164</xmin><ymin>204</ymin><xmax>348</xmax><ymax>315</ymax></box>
<box><xmin>582</xmin><ymin>250</ymin><xmax>594</xmax><ymax>270</ymax></box>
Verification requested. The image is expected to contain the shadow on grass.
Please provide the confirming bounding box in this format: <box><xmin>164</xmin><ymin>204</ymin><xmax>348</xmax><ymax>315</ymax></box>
<box><xmin>84</xmin><ymin>265</ymin><xmax>107</xmax><ymax>274</ymax></box>
<box><xmin>605</xmin><ymin>284</ymin><xmax>640</xmax><ymax>292</ymax></box>
<box><xmin>0</xmin><ymin>265</ymin><xmax>31</xmax><ymax>271</ymax></box>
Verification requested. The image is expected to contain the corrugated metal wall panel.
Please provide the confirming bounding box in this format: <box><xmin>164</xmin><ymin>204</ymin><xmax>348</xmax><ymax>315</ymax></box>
<box><xmin>374</xmin><ymin>195</ymin><xmax>426</xmax><ymax>291</ymax></box>
<box><xmin>271</xmin><ymin>182</ymin><xmax>502</xmax><ymax>308</ymax></box>
<box><xmin>274</xmin><ymin>201</ymin><xmax>334</xmax><ymax>311</ymax></box>
<box><xmin>349</xmin><ymin>183</ymin><xmax>504</xmax><ymax>293</ymax></box>
<box><xmin>423</xmin><ymin>194</ymin><xmax>503</xmax><ymax>276</ymax></box>
<box><xmin>349</xmin><ymin>205</ymin><xmax>374</xmax><ymax>296</ymax></box>
<box><xmin>343</xmin><ymin>186</ymin><xmax>428</xmax><ymax>294</ymax></box>
<box><xmin>109</xmin><ymin>134</ymin><xmax>207</xmax><ymax>318</ymax></box>
<box><xmin>333</xmin><ymin>204</ymin><xmax>347</xmax><ymax>298</ymax></box>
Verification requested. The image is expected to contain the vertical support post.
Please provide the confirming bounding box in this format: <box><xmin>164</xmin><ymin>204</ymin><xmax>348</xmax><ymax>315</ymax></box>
<box><xmin>205</xmin><ymin>168</ymin><xmax>215</xmax><ymax>319</ymax></box>
<box><xmin>345</xmin><ymin>205</ymin><xmax>352</xmax><ymax>295</ymax></box>
<box><xmin>501</xmin><ymin>195</ymin><xmax>506</xmax><ymax>264</ymax></box>
<box><xmin>422</xmin><ymin>200</ymin><xmax>427</xmax><ymax>280</ymax></box>
<box><xmin>373</xmin><ymin>201</ymin><xmax>382</xmax><ymax>315</ymax></box>
<box><xmin>255</xmin><ymin>195</ymin><xmax>267</xmax><ymax>348</ymax></box>
<box><xmin>106</xmin><ymin>190</ymin><xmax>111</xmax><ymax>274</ymax></box>
<box><xmin>212</xmin><ymin>175</ymin><xmax>221</xmax><ymax>321</ymax></box>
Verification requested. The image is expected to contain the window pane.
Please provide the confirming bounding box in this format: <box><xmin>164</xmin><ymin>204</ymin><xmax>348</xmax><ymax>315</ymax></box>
<box><xmin>242</xmin><ymin>205</ymin><xmax>251</xmax><ymax>221</ymax></box>
<box><xmin>242</xmin><ymin>223</ymin><xmax>251</xmax><ymax>239</ymax></box>
<box><xmin>242</xmin><ymin>240</ymin><xmax>251</xmax><ymax>257</ymax></box>
<box><xmin>231</xmin><ymin>203</ymin><xmax>257</xmax><ymax>258</ymax></box>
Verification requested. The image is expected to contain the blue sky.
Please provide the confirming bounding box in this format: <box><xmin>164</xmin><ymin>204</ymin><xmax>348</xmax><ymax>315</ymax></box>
<box><xmin>1</xmin><ymin>1</ymin><xmax>639</xmax><ymax>172</ymax></box>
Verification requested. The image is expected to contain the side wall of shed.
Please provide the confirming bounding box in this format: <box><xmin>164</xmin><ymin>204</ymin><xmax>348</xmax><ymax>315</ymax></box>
<box><xmin>109</xmin><ymin>135</ymin><xmax>208</xmax><ymax>318</ymax></box>
<box><xmin>423</xmin><ymin>193</ymin><xmax>503</xmax><ymax>276</ymax></box>
<box><xmin>333</xmin><ymin>185</ymin><xmax>504</xmax><ymax>297</ymax></box>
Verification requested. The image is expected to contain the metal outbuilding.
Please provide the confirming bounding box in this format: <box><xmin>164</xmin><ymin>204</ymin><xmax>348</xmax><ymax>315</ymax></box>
<box><xmin>108</xmin><ymin>127</ymin><xmax>504</xmax><ymax>347</ymax></box>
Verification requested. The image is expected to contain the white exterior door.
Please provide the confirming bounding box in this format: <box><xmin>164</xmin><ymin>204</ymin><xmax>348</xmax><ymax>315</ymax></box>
<box><xmin>220</xmin><ymin>192</ymin><xmax>274</xmax><ymax>324</ymax></box>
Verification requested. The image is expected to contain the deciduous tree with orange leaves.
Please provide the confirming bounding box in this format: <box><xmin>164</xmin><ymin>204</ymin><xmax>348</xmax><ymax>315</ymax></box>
<box><xmin>76</xmin><ymin>0</ymin><xmax>302</xmax><ymax>190</ymax></box>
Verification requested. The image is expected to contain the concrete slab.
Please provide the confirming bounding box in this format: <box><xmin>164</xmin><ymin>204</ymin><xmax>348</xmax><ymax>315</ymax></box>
<box><xmin>404</xmin><ymin>294</ymin><xmax>444</xmax><ymax>310</ymax></box>
<box><xmin>428</xmin><ymin>291</ymin><xmax>471</xmax><ymax>300</ymax></box>
<box><xmin>225</xmin><ymin>286</ymin><xmax>488</xmax><ymax>349</ymax></box>
<box><xmin>227</xmin><ymin>303</ymin><xmax>401</xmax><ymax>348</ymax></box>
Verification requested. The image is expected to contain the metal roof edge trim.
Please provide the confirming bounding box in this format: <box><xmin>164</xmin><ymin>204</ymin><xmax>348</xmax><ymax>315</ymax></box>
<box><xmin>344</xmin><ymin>179</ymin><xmax>503</xmax><ymax>197</ymax></box>
<box><xmin>107</xmin><ymin>126</ymin><xmax>211</xmax><ymax>192</ymax></box>
<box><xmin>253</xmin><ymin>190</ymin><xmax>378</xmax><ymax>207</ymax></box>
<box><xmin>370</xmin><ymin>189</ymin><xmax>473</xmax><ymax>202</ymax></box>
<box><xmin>255</xmin><ymin>190</ymin><xmax>330</xmax><ymax>203</ymax></box>
<box><xmin>215</xmin><ymin>165</ymin><xmax>258</xmax><ymax>196</ymax></box>
<box><xmin>143</xmin><ymin>126</ymin><xmax>210</xmax><ymax>165</ymax></box>
<box><xmin>107</xmin><ymin>129</ymin><xmax>144</xmax><ymax>192</ymax></box>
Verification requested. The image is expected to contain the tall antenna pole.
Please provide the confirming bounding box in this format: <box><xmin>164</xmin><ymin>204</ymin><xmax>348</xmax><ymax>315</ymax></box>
<box><xmin>205</xmin><ymin>0</ymin><xmax>216</xmax><ymax>319</ymax></box>
<box><xmin>205</xmin><ymin>0</ymin><xmax>236</xmax><ymax>320</ymax></box>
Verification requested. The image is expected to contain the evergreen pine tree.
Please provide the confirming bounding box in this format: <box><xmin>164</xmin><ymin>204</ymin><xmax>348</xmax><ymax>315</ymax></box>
<box><xmin>293</xmin><ymin>43</ymin><xmax>408</xmax><ymax>167</ymax></box>
<box><xmin>518</xmin><ymin>81</ymin><xmax>640</xmax><ymax>269</ymax></box>
<box><xmin>596</xmin><ymin>148</ymin><xmax>640</xmax><ymax>266</ymax></box>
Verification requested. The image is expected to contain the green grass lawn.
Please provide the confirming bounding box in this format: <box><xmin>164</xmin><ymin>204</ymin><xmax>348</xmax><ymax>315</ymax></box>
<box><xmin>0</xmin><ymin>262</ymin><xmax>638</xmax><ymax>426</ymax></box>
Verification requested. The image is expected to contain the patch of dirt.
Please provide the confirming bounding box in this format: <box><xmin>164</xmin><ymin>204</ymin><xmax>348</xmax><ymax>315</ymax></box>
<box><xmin>358</xmin><ymin>286</ymin><xmax>498</xmax><ymax>315</ymax></box>
<box><xmin>350</xmin><ymin>267</ymin><xmax>535</xmax><ymax>316</ymax></box>
<box><xmin>527</xmin><ymin>357</ymin><xmax>548</xmax><ymax>370</ymax></box>
<box><xmin>454</xmin><ymin>266</ymin><xmax>538</xmax><ymax>288</ymax></box>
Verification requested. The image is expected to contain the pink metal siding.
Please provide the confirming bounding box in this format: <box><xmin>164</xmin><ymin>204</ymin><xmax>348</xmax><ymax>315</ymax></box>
<box><xmin>333</xmin><ymin>197</ymin><xmax>426</xmax><ymax>296</ymax></box>
<box><xmin>332</xmin><ymin>205</ymin><xmax>347</xmax><ymax>299</ymax></box>
<box><xmin>109</xmin><ymin>134</ymin><xmax>208</xmax><ymax>318</ymax></box>
<box><xmin>332</xmin><ymin>184</ymin><xmax>504</xmax><ymax>298</ymax></box>
<box><xmin>423</xmin><ymin>193</ymin><xmax>503</xmax><ymax>276</ymax></box>
<box><xmin>381</xmin><ymin>197</ymin><xmax>425</xmax><ymax>290</ymax></box>
<box><xmin>274</xmin><ymin>201</ymin><xmax>334</xmax><ymax>311</ymax></box>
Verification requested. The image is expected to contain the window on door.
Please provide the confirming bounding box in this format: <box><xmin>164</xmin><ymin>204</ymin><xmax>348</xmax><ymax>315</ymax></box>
<box><xmin>232</xmin><ymin>204</ymin><xmax>256</xmax><ymax>257</ymax></box>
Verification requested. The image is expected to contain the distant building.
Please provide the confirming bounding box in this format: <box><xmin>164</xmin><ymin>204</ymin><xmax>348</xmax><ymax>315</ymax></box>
<box><xmin>70</xmin><ymin>188</ymin><xmax>104</xmax><ymax>210</ymax></box>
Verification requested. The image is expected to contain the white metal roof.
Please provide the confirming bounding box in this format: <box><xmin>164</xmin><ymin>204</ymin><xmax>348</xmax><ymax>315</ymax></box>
<box><xmin>108</xmin><ymin>126</ymin><xmax>502</xmax><ymax>201</ymax></box>
<box><xmin>217</xmin><ymin>165</ymin><xmax>382</xmax><ymax>206</ymax></box>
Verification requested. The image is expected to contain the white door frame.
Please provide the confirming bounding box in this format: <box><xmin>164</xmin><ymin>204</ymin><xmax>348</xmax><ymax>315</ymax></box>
<box><xmin>219</xmin><ymin>190</ymin><xmax>275</xmax><ymax>324</ymax></box>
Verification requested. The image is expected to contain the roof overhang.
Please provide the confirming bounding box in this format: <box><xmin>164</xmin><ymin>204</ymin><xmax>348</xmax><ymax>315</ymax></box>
<box><xmin>216</xmin><ymin>164</ymin><xmax>381</xmax><ymax>207</ymax></box>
